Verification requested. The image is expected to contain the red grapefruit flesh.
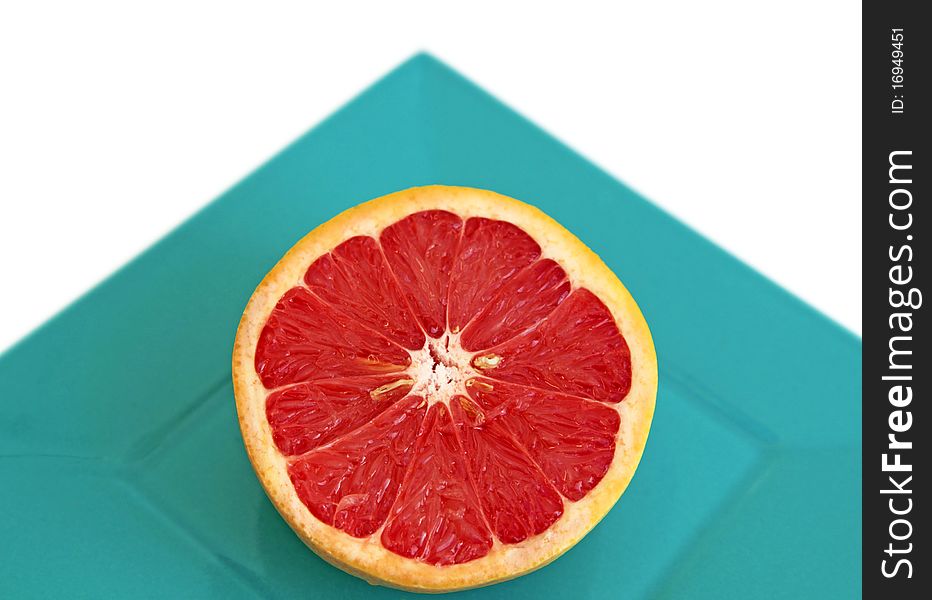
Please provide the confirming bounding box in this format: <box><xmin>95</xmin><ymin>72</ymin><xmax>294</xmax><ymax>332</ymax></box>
<box><xmin>233</xmin><ymin>186</ymin><xmax>656</xmax><ymax>591</ymax></box>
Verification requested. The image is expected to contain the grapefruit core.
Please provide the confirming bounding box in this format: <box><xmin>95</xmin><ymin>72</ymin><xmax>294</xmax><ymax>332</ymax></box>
<box><xmin>232</xmin><ymin>186</ymin><xmax>657</xmax><ymax>592</ymax></box>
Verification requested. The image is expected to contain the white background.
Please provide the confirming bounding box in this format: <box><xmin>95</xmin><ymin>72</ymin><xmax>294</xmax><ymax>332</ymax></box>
<box><xmin>0</xmin><ymin>1</ymin><xmax>861</xmax><ymax>353</ymax></box>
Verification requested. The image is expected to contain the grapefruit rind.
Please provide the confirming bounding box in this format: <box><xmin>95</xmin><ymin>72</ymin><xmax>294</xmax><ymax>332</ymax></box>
<box><xmin>232</xmin><ymin>185</ymin><xmax>657</xmax><ymax>592</ymax></box>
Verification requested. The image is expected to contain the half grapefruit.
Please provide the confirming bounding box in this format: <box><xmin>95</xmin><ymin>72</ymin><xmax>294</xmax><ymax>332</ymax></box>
<box><xmin>232</xmin><ymin>185</ymin><xmax>657</xmax><ymax>591</ymax></box>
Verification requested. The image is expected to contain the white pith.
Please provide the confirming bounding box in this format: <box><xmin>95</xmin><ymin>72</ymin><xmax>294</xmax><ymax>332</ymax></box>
<box><xmin>406</xmin><ymin>331</ymin><xmax>495</xmax><ymax>408</ymax></box>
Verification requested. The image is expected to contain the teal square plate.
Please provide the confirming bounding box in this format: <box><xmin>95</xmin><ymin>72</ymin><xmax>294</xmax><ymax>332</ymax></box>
<box><xmin>0</xmin><ymin>54</ymin><xmax>860</xmax><ymax>599</ymax></box>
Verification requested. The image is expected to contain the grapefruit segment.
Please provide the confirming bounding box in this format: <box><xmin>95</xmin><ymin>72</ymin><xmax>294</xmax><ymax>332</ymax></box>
<box><xmin>466</xmin><ymin>379</ymin><xmax>620</xmax><ymax>502</ymax></box>
<box><xmin>234</xmin><ymin>186</ymin><xmax>657</xmax><ymax>592</ymax></box>
<box><xmin>303</xmin><ymin>235</ymin><xmax>425</xmax><ymax>350</ymax></box>
<box><xmin>447</xmin><ymin>217</ymin><xmax>541</xmax><ymax>333</ymax></box>
<box><xmin>451</xmin><ymin>397</ymin><xmax>565</xmax><ymax>544</ymax></box>
<box><xmin>266</xmin><ymin>375</ymin><xmax>413</xmax><ymax>456</ymax></box>
<box><xmin>255</xmin><ymin>287</ymin><xmax>409</xmax><ymax>388</ymax></box>
<box><xmin>287</xmin><ymin>395</ymin><xmax>425</xmax><ymax>538</ymax></box>
<box><xmin>460</xmin><ymin>258</ymin><xmax>571</xmax><ymax>352</ymax></box>
<box><xmin>472</xmin><ymin>289</ymin><xmax>632</xmax><ymax>403</ymax></box>
<box><xmin>381</xmin><ymin>404</ymin><xmax>493</xmax><ymax>565</ymax></box>
<box><xmin>380</xmin><ymin>210</ymin><xmax>463</xmax><ymax>338</ymax></box>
